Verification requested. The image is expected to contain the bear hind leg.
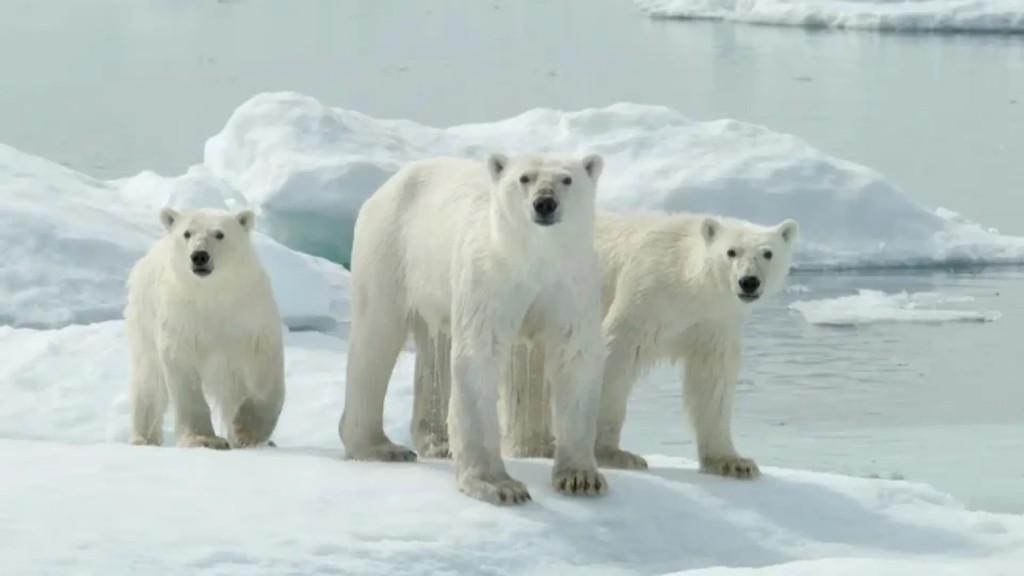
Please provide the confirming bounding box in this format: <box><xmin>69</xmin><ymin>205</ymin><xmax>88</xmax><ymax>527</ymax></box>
<box><xmin>339</xmin><ymin>300</ymin><xmax>416</xmax><ymax>462</ymax></box>
<box><xmin>411</xmin><ymin>316</ymin><xmax>452</xmax><ymax>459</ymax></box>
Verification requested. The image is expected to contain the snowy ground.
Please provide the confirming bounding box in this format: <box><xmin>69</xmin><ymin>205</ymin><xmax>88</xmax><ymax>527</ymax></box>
<box><xmin>3</xmin><ymin>92</ymin><xmax>1024</xmax><ymax>574</ymax></box>
<box><xmin>634</xmin><ymin>0</ymin><xmax>1024</xmax><ymax>34</ymax></box>
<box><xmin>2</xmin><ymin>322</ymin><xmax>1024</xmax><ymax>576</ymax></box>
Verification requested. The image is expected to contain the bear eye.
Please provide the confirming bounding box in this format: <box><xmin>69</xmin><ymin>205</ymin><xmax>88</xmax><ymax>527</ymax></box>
<box><xmin>763</xmin><ymin>250</ymin><xmax>773</xmax><ymax>260</ymax></box>
<box><xmin>519</xmin><ymin>174</ymin><xmax>530</xmax><ymax>184</ymax></box>
<box><xmin>183</xmin><ymin>231</ymin><xmax>191</xmax><ymax>240</ymax></box>
<box><xmin>562</xmin><ymin>176</ymin><xmax>572</xmax><ymax>186</ymax></box>
<box><xmin>727</xmin><ymin>249</ymin><xmax>737</xmax><ymax>258</ymax></box>
<box><xmin>215</xmin><ymin>231</ymin><xmax>225</xmax><ymax>240</ymax></box>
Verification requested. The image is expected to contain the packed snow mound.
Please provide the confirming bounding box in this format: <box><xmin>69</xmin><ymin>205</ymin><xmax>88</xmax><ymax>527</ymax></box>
<box><xmin>1</xmin><ymin>321</ymin><xmax>1022</xmax><ymax>576</ymax></box>
<box><xmin>202</xmin><ymin>92</ymin><xmax>1024</xmax><ymax>270</ymax></box>
<box><xmin>0</xmin><ymin>145</ymin><xmax>350</xmax><ymax>330</ymax></box>
<box><xmin>634</xmin><ymin>0</ymin><xmax>1024</xmax><ymax>34</ymax></box>
<box><xmin>790</xmin><ymin>289</ymin><xmax>1001</xmax><ymax>326</ymax></box>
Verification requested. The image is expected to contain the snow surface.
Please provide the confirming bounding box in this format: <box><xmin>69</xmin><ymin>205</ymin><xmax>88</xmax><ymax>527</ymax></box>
<box><xmin>0</xmin><ymin>145</ymin><xmax>349</xmax><ymax>330</ymax></box>
<box><xmin>789</xmin><ymin>289</ymin><xmax>1001</xmax><ymax>326</ymax></box>
<box><xmin>634</xmin><ymin>0</ymin><xmax>1024</xmax><ymax>34</ymax></box>
<box><xmin>2</xmin><ymin>320</ymin><xmax>1024</xmax><ymax>575</ymax></box>
<box><xmin>202</xmin><ymin>92</ymin><xmax>1024</xmax><ymax>270</ymax></box>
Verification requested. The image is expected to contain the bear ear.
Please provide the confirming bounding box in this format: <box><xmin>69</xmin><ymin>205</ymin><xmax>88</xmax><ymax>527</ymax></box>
<box><xmin>159</xmin><ymin>207</ymin><xmax>179</xmax><ymax>232</ymax></box>
<box><xmin>582</xmin><ymin>153</ymin><xmax>604</xmax><ymax>182</ymax></box>
<box><xmin>777</xmin><ymin>218</ymin><xmax>799</xmax><ymax>244</ymax></box>
<box><xmin>236</xmin><ymin>209</ymin><xmax>256</xmax><ymax>232</ymax></box>
<box><xmin>486</xmin><ymin>153</ymin><xmax>509</xmax><ymax>183</ymax></box>
<box><xmin>700</xmin><ymin>217</ymin><xmax>719</xmax><ymax>244</ymax></box>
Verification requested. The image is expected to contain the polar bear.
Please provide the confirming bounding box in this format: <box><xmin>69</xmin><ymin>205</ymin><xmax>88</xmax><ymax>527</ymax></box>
<box><xmin>339</xmin><ymin>152</ymin><xmax>609</xmax><ymax>505</ymax></box>
<box><xmin>413</xmin><ymin>211</ymin><xmax>798</xmax><ymax>479</ymax></box>
<box><xmin>126</xmin><ymin>207</ymin><xmax>286</xmax><ymax>450</ymax></box>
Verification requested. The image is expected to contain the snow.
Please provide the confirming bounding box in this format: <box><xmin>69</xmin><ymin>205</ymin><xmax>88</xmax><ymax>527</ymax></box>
<box><xmin>789</xmin><ymin>289</ymin><xmax>1001</xmax><ymax>326</ymax></box>
<box><xmin>202</xmin><ymin>92</ymin><xmax>1024</xmax><ymax>271</ymax></box>
<box><xmin>634</xmin><ymin>0</ymin><xmax>1024</xmax><ymax>34</ymax></box>
<box><xmin>0</xmin><ymin>144</ymin><xmax>349</xmax><ymax>330</ymax></box>
<box><xmin>1</xmin><ymin>320</ymin><xmax>1023</xmax><ymax>575</ymax></box>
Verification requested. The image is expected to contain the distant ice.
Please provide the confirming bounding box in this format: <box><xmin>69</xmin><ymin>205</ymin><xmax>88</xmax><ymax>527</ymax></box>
<box><xmin>1</xmin><ymin>320</ymin><xmax>1022</xmax><ymax>575</ymax></box>
<box><xmin>789</xmin><ymin>289</ymin><xmax>1001</xmax><ymax>326</ymax></box>
<box><xmin>202</xmin><ymin>92</ymin><xmax>1024</xmax><ymax>270</ymax></box>
<box><xmin>634</xmin><ymin>0</ymin><xmax>1024</xmax><ymax>34</ymax></box>
<box><xmin>0</xmin><ymin>145</ymin><xmax>349</xmax><ymax>330</ymax></box>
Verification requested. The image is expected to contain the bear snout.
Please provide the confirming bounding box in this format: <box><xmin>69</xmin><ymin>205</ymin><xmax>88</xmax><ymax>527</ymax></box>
<box><xmin>190</xmin><ymin>250</ymin><xmax>213</xmax><ymax>276</ymax></box>
<box><xmin>737</xmin><ymin>275</ymin><xmax>761</xmax><ymax>301</ymax></box>
<box><xmin>532</xmin><ymin>196</ymin><xmax>560</xmax><ymax>225</ymax></box>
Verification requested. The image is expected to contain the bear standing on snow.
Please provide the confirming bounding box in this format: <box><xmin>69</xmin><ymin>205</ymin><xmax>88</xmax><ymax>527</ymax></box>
<box><xmin>126</xmin><ymin>207</ymin><xmax>286</xmax><ymax>450</ymax></box>
<box><xmin>340</xmin><ymin>152</ymin><xmax>609</xmax><ymax>505</ymax></box>
<box><xmin>415</xmin><ymin>212</ymin><xmax>798</xmax><ymax>479</ymax></box>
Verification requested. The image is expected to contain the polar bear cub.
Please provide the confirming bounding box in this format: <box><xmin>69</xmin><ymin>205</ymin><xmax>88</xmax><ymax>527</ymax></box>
<box><xmin>414</xmin><ymin>211</ymin><xmax>798</xmax><ymax>479</ymax></box>
<box><xmin>126</xmin><ymin>207</ymin><xmax>286</xmax><ymax>450</ymax></box>
<box><xmin>340</xmin><ymin>153</ymin><xmax>609</xmax><ymax>505</ymax></box>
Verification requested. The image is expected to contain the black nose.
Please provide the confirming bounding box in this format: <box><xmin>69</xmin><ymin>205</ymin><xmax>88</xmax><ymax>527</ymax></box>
<box><xmin>191</xmin><ymin>250</ymin><xmax>210</xmax><ymax>267</ymax></box>
<box><xmin>738</xmin><ymin>276</ymin><xmax>761</xmax><ymax>294</ymax></box>
<box><xmin>533</xmin><ymin>197</ymin><xmax>559</xmax><ymax>218</ymax></box>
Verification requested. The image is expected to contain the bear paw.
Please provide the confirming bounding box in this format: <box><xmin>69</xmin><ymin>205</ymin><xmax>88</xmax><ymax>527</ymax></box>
<box><xmin>178</xmin><ymin>435</ymin><xmax>231</xmax><ymax>450</ymax></box>
<box><xmin>415</xmin><ymin>434</ymin><xmax>451</xmax><ymax>459</ymax></box>
<box><xmin>458</xmin><ymin>476</ymin><xmax>532</xmax><ymax>505</ymax></box>
<box><xmin>129</xmin><ymin>435</ymin><xmax>161</xmax><ymax>447</ymax></box>
<box><xmin>552</xmin><ymin>466</ymin><xmax>607</xmax><ymax>496</ymax></box>
<box><xmin>596</xmin><ymin>448</ymin><xmax>649</xmax><ymax>470</ymax></box>
<box><xmin>701</xmin><ymin>455</ymin><xmax>760</xmax><ymax>479</ymax></box>
<box><xmin>346</xmin><ymin>442</ymin><xmax>418</xmax><ymax>463</ymax></box>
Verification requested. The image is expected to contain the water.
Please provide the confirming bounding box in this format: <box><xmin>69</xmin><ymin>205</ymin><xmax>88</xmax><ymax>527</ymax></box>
<box><xmin>1</xmin><ymin>0</ymin><xmax>1022</xmax><ymax>512</ymax></box>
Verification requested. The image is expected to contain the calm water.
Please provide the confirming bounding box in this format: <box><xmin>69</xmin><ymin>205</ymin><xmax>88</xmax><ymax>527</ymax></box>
<box><xmin>1</xmin><ymin>0</ymin><xmax>1022</xmax><ymax>512</ymax></box>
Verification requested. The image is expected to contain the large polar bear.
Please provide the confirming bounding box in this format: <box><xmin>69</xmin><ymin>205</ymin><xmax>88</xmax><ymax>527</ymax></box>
<box><xmin>126</xmin><ymin>207</ymin><xmax>286</xmax><ymax>450</ymax></box>
<box><xmin>413</xmin><ymin>211</ymin><xmax>799</xmax><ymax>479</ymax></box>
<box><xmin>339</xmin><ymin>152</ymin><xmax>609</xmax><ymax>505</ymax></box>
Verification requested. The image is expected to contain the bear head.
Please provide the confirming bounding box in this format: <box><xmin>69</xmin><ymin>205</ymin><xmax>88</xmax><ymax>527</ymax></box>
<box><xmin>700</xmin><ymin>216</ymin><xmax>799</xmax><ymax>307</ymax></box>
<box><xmin>486</xmin><ymin>152</ymin><xmax>604</xmax><ymax>229</ymax></box>
<box><xmin>158</xmin><ymin>207</ymin><xmax>258</xmax><ymax>280</ymax></box>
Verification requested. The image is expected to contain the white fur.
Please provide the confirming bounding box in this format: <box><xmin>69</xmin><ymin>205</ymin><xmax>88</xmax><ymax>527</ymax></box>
<box><xmin>125</xmin><ymin>208</ymin><xmax>286</xmax><ymax>450</ymax></box>
<box><xmin>340</xmin><ymin>153</ymin><xmax>609</xmax><ymax>505</ymax></box>
<box><xmin>415</xmin><ymin>211</ymin><xmax>798</xmax><ymax>479</ymax></box>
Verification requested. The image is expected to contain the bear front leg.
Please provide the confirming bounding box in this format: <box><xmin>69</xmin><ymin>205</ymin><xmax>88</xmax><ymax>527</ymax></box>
<box><xmin>231</xmin><ymin>346</ymin><xmax>285</xmax><ymax>448</ymax></box>
<box><xmin>449</xmin><ymin>332</ymin><xmax>531</xmax><ymax>505</ymax></box>
<box><xmin>545</xmin><ymin>325</ymin><xmax>608</xmax><ymax>497</ymax></box>
<box><xmin>594</xmin><ymin>332</ymin><xmax>648</xmax><ymax>471</ymax></box>
<box><xmin>684</xmin><ymin>327</ymin><xmax>759</xmax><ymax>479</ymax></box>
<box><xmin>129</xmin><ymin>350</ymin><xmax>168</xmax><ymax>447</ymax></box>
<box><xmin>411</xmin><ymin>319</ymin><xmax>452</xmax><ymax>459</ymax></box>
<box><xmin>499</xmin><ymin>342</ymin><xmax>554</xmax><ymax>459</ymax></box>
<box><xmin>161</xmin><ymin>354</ymin><xmax>229</xmax><ymax>450</ymax></box>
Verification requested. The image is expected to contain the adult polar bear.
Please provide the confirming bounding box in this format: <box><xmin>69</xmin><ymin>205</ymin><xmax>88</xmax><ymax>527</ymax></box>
<box><xmin>413</xmin><ymin>211</ymin><xmax>799</xmax><ymax>479</ymax></box>
<box><xmin>126</xmin><ymin>208</ymin><xmax>285</xmax><ymax>450</ymax></box>
<box><xmin>340</xmin><ymin>152</ymin><xmax>609</xmax><ymax>505</ymax></box>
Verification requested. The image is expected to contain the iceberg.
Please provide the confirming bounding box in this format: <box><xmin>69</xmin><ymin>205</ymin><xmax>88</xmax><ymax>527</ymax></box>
<box><xmin>201</xmin><ymin>92</ymin><xmax>1024</xmax><ymax>271</ymax></box>
<box><xmin>0</xmin><ymin>144</ymin><xmax>348</xmax><ymax>330</ymax></box>
<box><xmin>634</xmin><ymin>0</ymin><xmax>1024</xmax><ymax>34</ymax></box>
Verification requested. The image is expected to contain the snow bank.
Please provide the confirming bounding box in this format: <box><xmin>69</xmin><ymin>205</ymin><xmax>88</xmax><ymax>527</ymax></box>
<box><xmin>1</xmin><ymin>321</ymin><xmax>1022</xmax><ymax>576</ymax></box>
<box><xmin>202</xmin><ymin>92</ymin><xmax>1024</xmax><ymax>271</ymax></box>
<box><xmin>0</xmin><ymin>145</ymin><xmax>349</xmax><ymax>330</ymax></box>
<box><xmin>789</xmin><ymin>289</ymin><xmax>1001</xmax><ymax>326</ymax></box>
<box><xmin>634</xmin><ymin>0</ymin><xmax>1024</xmax><ymax>34</ymax></box>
